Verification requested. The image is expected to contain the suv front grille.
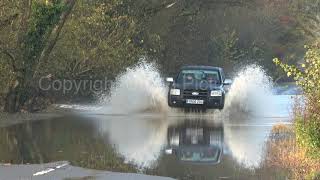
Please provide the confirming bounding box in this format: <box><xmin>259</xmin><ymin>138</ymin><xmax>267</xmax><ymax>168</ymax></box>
<box><xmin>183</xmin><ymin>89</ymin><xmax>208</xmax><ymax>98</ymax></box>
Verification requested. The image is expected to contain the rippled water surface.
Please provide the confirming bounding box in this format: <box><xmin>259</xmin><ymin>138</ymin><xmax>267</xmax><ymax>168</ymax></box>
<box><xmin>0</xmin><ymin>94</ymin><xmax>294</xmax><ymax>179</ymax></box>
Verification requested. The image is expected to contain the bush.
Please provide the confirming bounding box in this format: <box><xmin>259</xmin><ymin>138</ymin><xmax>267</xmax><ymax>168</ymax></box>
<box><xmin>274</xmin><ymin>44</ymin><xmax>320</xmax><ymax>155</ymax></box>
<box><xmin>296</xmin><ymin>118</ymin><xmax>320</xmax><ymax>158</ymax></box>
<box><xmin>265</xmin><ymin>124</ymin><xmax>320</xmax><ymax>180</ymax></box>
<box><xmin>273</xmin><ymin>44</ymin><xmax>320</xmax><ymax>115</ymax></box>
<box><xmin>307</xmin><ymin>171</ymin><xmax>320</xmax><ymax>180</ymax></box>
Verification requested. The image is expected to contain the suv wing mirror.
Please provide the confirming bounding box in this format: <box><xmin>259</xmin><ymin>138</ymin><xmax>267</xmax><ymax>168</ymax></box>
<box><xmin>165</xmin><ymin>148</ymin><xmax>173</xmax><ymax>155</ymax></box>
<box><xmin>165</xmin><ymin>148</ymin><xmax>177</xmax><ymax>155</ymax></box>
<box><xmin>223</xmin><ymin>79</ymin><xmax>232</xmax><ymax>85</ymax></box>
<box><xmin>166</xmin><ymin>77</ymin><xmax>174</xmax><ymax>83</ymax></box>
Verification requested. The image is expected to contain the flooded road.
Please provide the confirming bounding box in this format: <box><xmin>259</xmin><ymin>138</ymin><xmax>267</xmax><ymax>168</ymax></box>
<box><xmin>0</xmin><ymin>94</ymin><xmax>294</xmax><ymax>180</ymax></box>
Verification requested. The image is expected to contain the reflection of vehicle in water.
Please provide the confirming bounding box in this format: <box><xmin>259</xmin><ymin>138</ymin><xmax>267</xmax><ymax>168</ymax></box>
<box><xmin>165</xmin><ymin>120</ymin><xmax>223</xmax><ymax>165</ymax></box>
<box><xmin>166</xmin><ymin>66</ymin><xmax>232</xmax><ymax>110</ymax></box>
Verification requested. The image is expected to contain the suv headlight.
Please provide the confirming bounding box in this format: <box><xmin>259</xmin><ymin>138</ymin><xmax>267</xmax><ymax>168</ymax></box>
<box><xmin>170</xmin><ymin>89</ymin><xmax>181</xmax><ymax>96</ymax></box>
<box><xmin>210</xmin><ymin>90</ymin><xmax>222</xmax><ymax>96</ymax></box>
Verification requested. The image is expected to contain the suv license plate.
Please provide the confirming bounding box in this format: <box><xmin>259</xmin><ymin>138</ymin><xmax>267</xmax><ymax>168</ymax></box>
<box><xmin>186</xmin><ymin>99</ymin><xmax>204</xmax><ymax>105</ymax></box>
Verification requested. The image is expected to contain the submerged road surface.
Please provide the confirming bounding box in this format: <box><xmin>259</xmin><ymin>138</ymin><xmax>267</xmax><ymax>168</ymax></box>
<box><xmin>0</xmin><ymin>161</ymin><xmax>174</xmax><ymax>180</ymax></box>
<box><xmin>0</xmin><ymin>94</ymin><xmax>295</xmax><ymax>180</ymax></box>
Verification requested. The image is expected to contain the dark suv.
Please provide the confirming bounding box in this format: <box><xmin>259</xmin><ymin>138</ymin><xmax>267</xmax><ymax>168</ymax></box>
<box><xmin>166</xmin><ymin>66</ymin><xmax>231</xmax><ymax>110</ymax></box>
<box><xmin>164</xmin><ymin>120</ymin><xmax>224</xmax><ymax>165</ymax></box>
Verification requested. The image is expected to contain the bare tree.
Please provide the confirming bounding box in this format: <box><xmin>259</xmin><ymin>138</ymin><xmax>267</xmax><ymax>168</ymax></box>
<box><xmin>2</xmin><ymin>0</ymin><xmax>76</xmax><ymax>112</ymax></box>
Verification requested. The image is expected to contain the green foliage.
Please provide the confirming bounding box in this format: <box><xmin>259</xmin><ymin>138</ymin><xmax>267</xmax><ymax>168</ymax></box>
<box><xmin>289</xmin><ymin>0</ymin><xmax>320</xmax><ymax>41</ymax></box>
<box><xmin>24</xmin><ymin>1</ymin><xmax>65</xmax><ymax>70</ymax></box>
<box><xmin>47</xmin><ymin>0</ymin><xmax>144</xmax><ymax>82</ymax></box>
<box><xmin>306</xmin><ymin>171</ymin><xmax>320</xmax><ymax>180</ymax></box>
<box><xmin>274</xmin><ymin>45</ymin><xmax>320</xmax><ymax>158</ymax></box>
<box><xmin>273</xmin><ymin>45</ymin><xmax>320</xmax><ymax>99</ymax></box>
<box><xmin>295</xmin><ymin>118</ymin><xmax>320</xmax><ymax>158</ymax></box>
<box><xmin>210</xmin><ymin>29</ymin><xmax>246</xmax><ymax>65</ymax></box>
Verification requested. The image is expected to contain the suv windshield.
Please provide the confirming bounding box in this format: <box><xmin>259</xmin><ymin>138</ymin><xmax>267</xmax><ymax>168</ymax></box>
<box><xmin>177</xmin><ymin>69</ymin><xmax>221</xmax><ymax>84</ymax></box>
<box><xmin>178</xmin><ymin>146</ymin><xmax>220</xmax><ymax>162</ymax></box>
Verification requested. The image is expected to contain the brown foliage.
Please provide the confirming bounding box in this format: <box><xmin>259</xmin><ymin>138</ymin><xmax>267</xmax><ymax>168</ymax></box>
<box><xmin>264</xmin><ymin>124</ymin><xmax>320</xmax><ymax>180</ymax></box>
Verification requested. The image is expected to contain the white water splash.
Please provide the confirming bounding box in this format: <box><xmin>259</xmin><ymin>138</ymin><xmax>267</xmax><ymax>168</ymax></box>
<box><xmin>224</xmin><ymin>64</ymin><xmax>274</xmax><ymax>116</ymax></box>
<box><xmin>101</xmin><ymin>61</ymin><xmax>168</xmax><ymax>114</ymax></box>
<box><xmin>98</xmin><ymin>62</ymin><xmax>274</xmax><ymax>116</ymax></box>
<box><xmin>223</xmin><ymin>65</ymin><xmax>275</xmax><ymax>168</ymax></box>
<box><xmin>95</xmin><ymin>117</ymin><xmax>168</xmax><ymax>169</ymax></box>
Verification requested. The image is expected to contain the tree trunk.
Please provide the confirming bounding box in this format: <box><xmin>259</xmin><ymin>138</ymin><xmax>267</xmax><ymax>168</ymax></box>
<box><xmin>4</xmin><ymin>79</ymin><xmax>20</xmax><ymax>113</ymax></box>
<box><xmin>3</xmin><ymin>0</ymin><xmax>76</xmax><ymax>113</ymax></box>
<box><xmin>33</xmin><ymin>0</ymin><xmax>76</xmax><ymax>78</ymax></box>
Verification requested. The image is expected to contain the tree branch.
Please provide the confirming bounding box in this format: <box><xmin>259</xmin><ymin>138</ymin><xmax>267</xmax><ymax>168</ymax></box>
<box><xmin>33</xmin><ymin>0</ymin><xmax>76</xmax><ymax>78</ymax></box>
<box><xmin>0</xmin><ymin>13</ymin><xmax>19</xmax><ymax>29</ymax></box>
<box><xmin>142</xmin><ymin>1</ymin><xmax>177</xmax><ymax>16</ymax></box>
<box><xmin>17</xmin><ymin>0</ymin><xmax>32</xmax><ymax>46</ymax></box>
<box><xmin>0</xmin><ymin>3</ymin><xmax>6</xmax><ymax>8</ymax></box>
<box><xmin>0</xmin><ymin>46</ymin><xmax>17</xmax><ymax>72</ymax></box>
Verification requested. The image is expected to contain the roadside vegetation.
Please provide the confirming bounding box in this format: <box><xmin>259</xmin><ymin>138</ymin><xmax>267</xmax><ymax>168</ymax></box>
<box><xmin>270</xmin><ymin>1</ymin><xmax>320</xmax><ymax>178</ymax></box>
<box><xmin>265</xmin><ymin>124</ymin><xmax>320</xmax><ymax>180</ymax></box>
<box><xmin>273</xmin><ymin>34</ymin><xmax>320</xmax><ymax>180</ymax></box>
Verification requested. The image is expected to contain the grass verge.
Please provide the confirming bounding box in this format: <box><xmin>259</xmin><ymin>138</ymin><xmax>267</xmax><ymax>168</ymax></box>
<box><xmin>265</xmin><ymin>124</ymin><xmax>320</xmax><ymax>180</ymax></box>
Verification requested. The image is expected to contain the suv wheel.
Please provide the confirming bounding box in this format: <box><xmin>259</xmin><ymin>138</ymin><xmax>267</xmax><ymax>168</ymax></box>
<box><xmin>219</xmin><ymin>95</ymin><xmax>225</xmax><ymax>110</ymax></box>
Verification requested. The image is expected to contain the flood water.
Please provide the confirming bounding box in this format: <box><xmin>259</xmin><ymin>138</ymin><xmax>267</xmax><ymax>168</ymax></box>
<box><xmin>0</xmin><ymin>94</ymin><xmax>295</xmax><ymax>180</ymax></box>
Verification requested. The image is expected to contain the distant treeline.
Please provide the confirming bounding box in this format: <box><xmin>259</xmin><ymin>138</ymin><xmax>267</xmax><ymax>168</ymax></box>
<box><xmin>0</xmin><ymin>0</ymin><xmax>319</xmax><ymax>112</ymax></box>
